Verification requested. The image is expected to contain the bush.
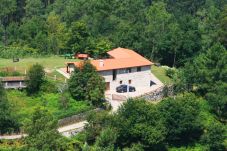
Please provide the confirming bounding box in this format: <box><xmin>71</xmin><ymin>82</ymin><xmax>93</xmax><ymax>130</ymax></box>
<box><xmin>165</xmin><ymin>68</ymin><xmax>176</xmax><ymax>78</ymax></box>
<box><xmin>158</xmin><ymin>93</ymin><xmax>203</xmax><ymax>145</ymax></box>
<box><xmin>26</xmin><ymin>64</ymin><xmax>45</xmax><ymax>95</ymax></box>
<box><xmin>0</xmin><ymin>71</ymin><xmax>22</xmax><ymax>77</ymax></box>
<box><xmin>68</xmin><ymin>61</ymin><xmax>105</xmax><ymax>107</ymax></box>
<box><xmin>201</xmin><ymin>122</ymin><xmax>226</xmax><ymax>151</ymax></box>
<box><xmin>40</xmin><ymin>80</ymin><xmax>58</xmax><ymax>93</ymax></box>
<box><xmin>0</xmin><ymin>45</ymin><xmax>38</xmax><ymax>59</ymax></box>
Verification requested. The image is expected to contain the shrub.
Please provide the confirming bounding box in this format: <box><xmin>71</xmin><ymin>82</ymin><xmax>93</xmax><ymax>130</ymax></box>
<box><xmin>40</xmin><ymin>80</ymin><xmax>58</xmax><ymax>93</ymax></box>
<box><xmin>68</xmin><ymin>61</ymin><xmax>105</xmax><ymax>107</ymax></box>
<box><xmin>0</xmin><ymin>71</ymin><xmax>22</xmax><ymax>77</ymax></box>
<box><xmin>165</xmin><ymin>68</ymin><xmax>176</xmax><ymax>78</ymax></box>
<box><xmin>0</xmin><ymin>45</ymin><xmax>38</xmax><ymax>59</ymax></box>
<box><xmin>26</xmin><ymin>64</ymin><xmax>45</xmax><ymax>95</ymax></box>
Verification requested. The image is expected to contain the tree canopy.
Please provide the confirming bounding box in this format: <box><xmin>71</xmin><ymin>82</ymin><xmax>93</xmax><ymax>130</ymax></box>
<box><xmin>26</xmin><ymin>63</ymin><xmax>45</xmax><ymax>95</ymax></box>
<box><xmin>68</xmin><ymin>61</ymin><xmax>105</xmax><ymax>107</ymax></box>
<box><xmin>0</xmin><ymin>82</ymin><xmax>19</xmax><ymax>134</ymax></box>
<box><xmin>1</xmin><ymin>0</ymin><xmax>227</xmax><ymax>66</ymax></box>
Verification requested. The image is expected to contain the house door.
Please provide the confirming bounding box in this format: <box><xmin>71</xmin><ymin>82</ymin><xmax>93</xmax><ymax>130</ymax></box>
<box><xmin>105</xmin><ymin>82</ymin><xmax>110</xmax><ymax>90</ymax></box>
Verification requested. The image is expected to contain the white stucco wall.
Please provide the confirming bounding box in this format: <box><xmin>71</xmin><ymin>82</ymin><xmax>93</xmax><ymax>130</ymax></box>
<box><xmin>99</xmin><ymin>66</ymin><xmax>152</xmax><ymax>91</ymax></box>
<box><xmin>68</xmin><ymin>64</ymin><xmax>75</xmax><ymax>73</ymax></box>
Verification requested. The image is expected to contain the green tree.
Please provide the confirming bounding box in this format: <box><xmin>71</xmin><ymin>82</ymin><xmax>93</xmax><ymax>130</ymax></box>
<box><xmin>158</xmin><ymin>93</ymin><xmax>203</xmax><ymax>145</ymax></box>
<box><xmin>58</xmin><ymin>92</ymin><xmax>70</xmax><ymax>109</ymax></box>
<box><xmin>94</xmin><ymin>127</ymin><xmax>117</xmax><ymax>150</ymax></box>
<box><xmin>197</xmin><ymin>0</ymin><xmax>220</xmax><ymax>50</ymax></box>
<box><xmin>114</xmin><ymin>99</ymin><xmax>166</xmax><ymax>150</ymax></box>
<box><xmin>68</xmin><ymin>66</ymin><xmax>85</xmax><ymax>100</ymax></box>
<box><xmin>175</xmin><ymin>43</ymin><xmax>227</xmax><ymax>122</ymax></box>
<box><xmin>86</xmin><ymin>75</ymin><xmax>105</xmax><ymax>107</ymax></box>
<box><xmin>218</xmin><ymin>5</ymin><xmax>227</xmax><ymax>48</ymax></box>
<box><xmin>26</xmin><ymin>64</ymin><xmax>45</xmax><ymax>95</ymax></box>
<box><xmin>123</xmin><ymin>143</ymin><xmax>144</xmax><ymax>151</ymax></box>
<box><xmin>91</xmin><ymin>38</ymin><xmax>113</xmax><ymax>58</ymax></box>
<box><xmin>85</xmin><ymin>111</ymin><xmax>112</xmax><ymax>143</ymax></box>
<box><xmin>19</xmin><ymin>16</ymin><xmax>48</xmax><ymax>53</ymax></box>
<box><xmin>24</xmin><ymin>107</ymin><xmax>67</xmax><ymax>150</ymax></box>
<box><xmin>25</xmin><ymin>0</ymin><xmax>44</xmax><ymax>18</ymax></box>
<box><xmin>165</xmin><ymin>0</ymin><xmax>206</xmax><ymax>16</ymax></box>
<box><xmin>67</xmin><ymin>21</ymin><xmax>91</xmax><ymax>53</ymax></box>
<box><xmin>145</xmin><ymin>1</ymin><xmax>172</xmax><ymax>61</ymax></box>
<box><xmin>205</xmin><ymin>83</ymin><xmax>227</xmax><ymax>120</ymax></box>
<box><xmin>47</xmin><ymin>12</ymin><xmax>69</xmax><ymax>54</ymax></box>
<box><xmin>68</xmin><ymin>61</ymin><xmax>105</xmax><ymax>106</ymax></box>
<box><xmin>0</xmin><ymin>0</ymin><xmax>16</xmax><ymax>45</ymax></box>
<box><xmin>201</xmin><ymin>122</ymin><xmax>226</xmax><ymax>151</ymax></box>
<box><xmin>0</xmin><ymin>82</ymin><xmax>19</xmax><ymax>134</ymax></box>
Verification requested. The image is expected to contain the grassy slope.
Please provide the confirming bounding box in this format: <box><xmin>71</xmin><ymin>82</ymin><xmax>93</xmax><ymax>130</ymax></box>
<box><xmin>151</xmin><ymin>66</ymin><xmax>173</xmax><ymax>85</ymax></box>
<box><xmin>0</xmin><ymin>56</ymin><xmax>76</xmax><ymax>69</ymax></box>
<box><xmin>7</xmin><ymin>90</ymin><xmax>92</xmax><ymax>124</ymax></box>
<box><xmin>0</xmin><ymin>56</ymin><xmax>77</xmax><ymax>82</ymax></box>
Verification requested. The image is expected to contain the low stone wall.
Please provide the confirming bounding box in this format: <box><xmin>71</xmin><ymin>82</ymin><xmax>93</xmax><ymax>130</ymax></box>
<box><xmin>137</xmin><ymin>85</ymin><xmax>173</xmax><ymax>101</ymax></box>
<box><xmin>58</xmin><ymin>108</ymin><xmax>102</xmax><ymax>127</ymax></box>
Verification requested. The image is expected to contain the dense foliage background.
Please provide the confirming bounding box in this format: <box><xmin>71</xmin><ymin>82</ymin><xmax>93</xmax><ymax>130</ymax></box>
<box><xmin>1</xmin><ymin>0</ymin><xmax>227</xmax><ymax>66</ymax></box>
<box><xmin>0</xmin><ymin>0</ymin><xmax>227</xmax><ymax>150</ymax></box>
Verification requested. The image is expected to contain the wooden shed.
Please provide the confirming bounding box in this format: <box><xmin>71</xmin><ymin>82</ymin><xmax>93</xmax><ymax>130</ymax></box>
<box><xmin>0</xmin><ymin>76</ymin><xmax>27</xmax><ymax>89</ymax></box>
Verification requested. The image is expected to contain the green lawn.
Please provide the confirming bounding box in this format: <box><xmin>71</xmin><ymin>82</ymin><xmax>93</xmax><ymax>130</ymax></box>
<box><xmin>0</xmin><ymin>56</ymin><xmax>77</xmax><ymax>82</ymax></box>
<box><xmin>151</xmin><ymin>66</ymin><xmax>173</xmax><ymax>85</ymax></box>
<box><xmin>0</xmin><ymin>56</ymin><xmax>76</xmax><ymax>70</ymax></box>
<box><xmin>7</xmin><ymin>90</ymin><xmax>92</xmax><ymax>124</ymax></box>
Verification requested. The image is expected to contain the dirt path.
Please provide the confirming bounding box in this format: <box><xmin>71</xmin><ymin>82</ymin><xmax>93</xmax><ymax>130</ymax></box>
<box><xmin>0</xmin><ymin>121</ymin><xmax>87</xmax><ymax>140</ymax></box>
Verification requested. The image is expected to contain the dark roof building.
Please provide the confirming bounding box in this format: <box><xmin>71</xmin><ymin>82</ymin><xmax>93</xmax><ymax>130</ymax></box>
<box><xmin>0</xmin><ymin>76</ymin><xmax>27</xmax><ymax>89</ymax></box>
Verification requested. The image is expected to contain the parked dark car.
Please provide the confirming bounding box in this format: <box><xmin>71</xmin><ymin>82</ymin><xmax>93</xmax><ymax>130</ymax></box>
<box><xmin>116</xmin><ymin>85</ymin><xmax>136</xmax><ymax>93</ymax></box>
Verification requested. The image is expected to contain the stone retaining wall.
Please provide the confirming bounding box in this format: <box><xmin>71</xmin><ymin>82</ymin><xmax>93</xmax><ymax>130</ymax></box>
<box><xmin>58</xmin><ymin>108</ymin><xmax>102</xmax><ymax>127</ymax></box>
<box><xmin>138</xmin><ymin>85</ymin><xmax>173</xmax><ymax>101</ymax></box>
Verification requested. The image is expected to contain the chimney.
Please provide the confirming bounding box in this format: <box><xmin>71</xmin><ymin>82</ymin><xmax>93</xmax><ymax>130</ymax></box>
<box><xmin>99</xmin><ymin>60</ymin><xmax>104</xmax><ymax>67</ymax></box>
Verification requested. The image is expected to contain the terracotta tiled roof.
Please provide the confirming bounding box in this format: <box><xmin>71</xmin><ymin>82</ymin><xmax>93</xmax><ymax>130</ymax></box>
<box><xmin>76</xmin><ymin>53</ymin><xmax>89</xmax><ymax>58</ymax></box>
<box><xmin>0</xmin><ymin>76</ymin><xmax>26</xmax><ymax>82</ymax></box>
<box><xmin>67</xmin><ymin>48</ymin><xmax>153</xmax><ymax>71</ymax></box>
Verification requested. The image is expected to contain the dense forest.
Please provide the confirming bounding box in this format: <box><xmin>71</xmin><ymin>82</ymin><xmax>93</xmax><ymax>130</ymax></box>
<box><xmin>1</xmin><ymin>0</ymin><xmax>227</xmax><ymax>66</ymax></box>
<box><xmin>0</xmin><ymin>0</ymin><xmax>227</xmax><ymax>151</ymax></box>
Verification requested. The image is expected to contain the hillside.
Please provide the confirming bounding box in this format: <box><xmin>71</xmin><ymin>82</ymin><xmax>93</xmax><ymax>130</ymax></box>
<box><xmin>0</xmin><ymin>0</ymin><xmax>226</xmax><ymax>151</ymax></box>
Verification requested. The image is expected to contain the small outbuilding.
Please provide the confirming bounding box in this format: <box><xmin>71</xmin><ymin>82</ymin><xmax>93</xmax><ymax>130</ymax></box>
<box><xmin>75</xmin><ymin>53</ymin><xmax>89</xmax><ymax>60</ymax></box>
<box><xmin>0</xmin><ymin>76</ymin><xmax>27</xmax><ymax>89</ymax></box>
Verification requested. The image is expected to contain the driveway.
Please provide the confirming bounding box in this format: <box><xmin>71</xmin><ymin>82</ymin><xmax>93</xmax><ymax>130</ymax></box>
<box><xmin>105</xmin><ymin>73</ymin><xmax>163</xmax><ymax>111</ymax></box>
<box><xmin>57</xmin><ymin>68</ymin><xmax>70</xmax><ymax>79</ymax></box>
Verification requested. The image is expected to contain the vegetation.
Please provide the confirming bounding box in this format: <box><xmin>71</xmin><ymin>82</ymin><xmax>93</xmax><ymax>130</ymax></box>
<box><xmin>0</xmin><ymin>83</ymin><xmax>19</xmax><ymax>134</ymax></box>
<box><xmin>0</xmin><ymin>56</ymin><xmax>75</xmax><ymax>69</ymax></box>
<box><xmin>175</xmin><ymin>43</ymin><xmax>227</xmax><ymax>121</ymax></box>
<box><xmin>7</xmin><ymin>90</ymin><xmax>91</xmax><ymax>124</ymax></box>
<box><xmin>1</xmin><ymin>0</ymin><xmax>227</xmax><ymax>67</ymax></box>
<box><xmin>82</xmin><ymin>94</ymin><xmax>226</xmax><ymax>150</ymax></box>
<box><xmin>0</xmin><ymin>0</ymin><xmax>226</xmax><ymax>150</ymax></box>
<box><xmin>26</xmin><ymin>64</ymin><xmax>45</xmax><ymax>95</ymax></box>
<box><xmin>68</xmin><ymin>61</ymin><xmax>105</xmax><ymax>107</ymax></box>
<box><xmin>152</xmin><ymin>66</ymin><xmax>173</xmax><ymax>85</ymax></box>
<box><xmin>24</xmin><ymin>107</ymin><xmax>67</xmax><ymax>150</ymax></box>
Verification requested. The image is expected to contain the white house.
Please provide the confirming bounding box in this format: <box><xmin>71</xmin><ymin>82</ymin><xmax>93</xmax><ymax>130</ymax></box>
<box><xmin>66</xmin><ymin>48</ymin><xmax>160</xmax><ymax>93</ymax></box>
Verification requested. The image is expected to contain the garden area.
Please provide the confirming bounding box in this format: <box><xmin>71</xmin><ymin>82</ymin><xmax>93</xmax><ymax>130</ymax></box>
<box><xmin>0</xmin><ymin>56</ymin><xmax>77</xmax><ymax>82</ymax></box>
<box><xmin>151</xmin><ymin>66</ymin><xmax>173</xmax><ymax>85</ymax></box>
<box><xmin>0</xmin><ymin>56</ymin><xmax>74</xmax><ymax>69</ymax></box>
<box><xmin>7</xmin><ymin>90</ymin><xmax>92</xmax><ymax>124</ymax></box>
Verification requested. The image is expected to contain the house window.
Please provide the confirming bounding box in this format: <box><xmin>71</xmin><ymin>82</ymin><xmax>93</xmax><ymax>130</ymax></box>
<box><xmin>120</xmin><ymin>81</ymin><xmax>122</xmax><ymax>84</ymax></box>
<box><xmin>129</xmin><ymin>80</ymin><xmax>132</xmax><ymax>84</ymax></box>
<box><xmin>106</xmin><ymin>82</ymin><xmax>110</xmax><ymax>90</ymax></box>
<box><xmin>137</xmin><ymin>67</ymin><xmax>141</xmax><ymax>72</ymax></box>
<box><xmin>126</xmin><ymin>68</ymin><xmax>131</xmax><ymax>73</ymax></box>
<box><xmin>113</xmin><ymin>69</ymin><xmax>117</xmax><ymax>81</ymax></box>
